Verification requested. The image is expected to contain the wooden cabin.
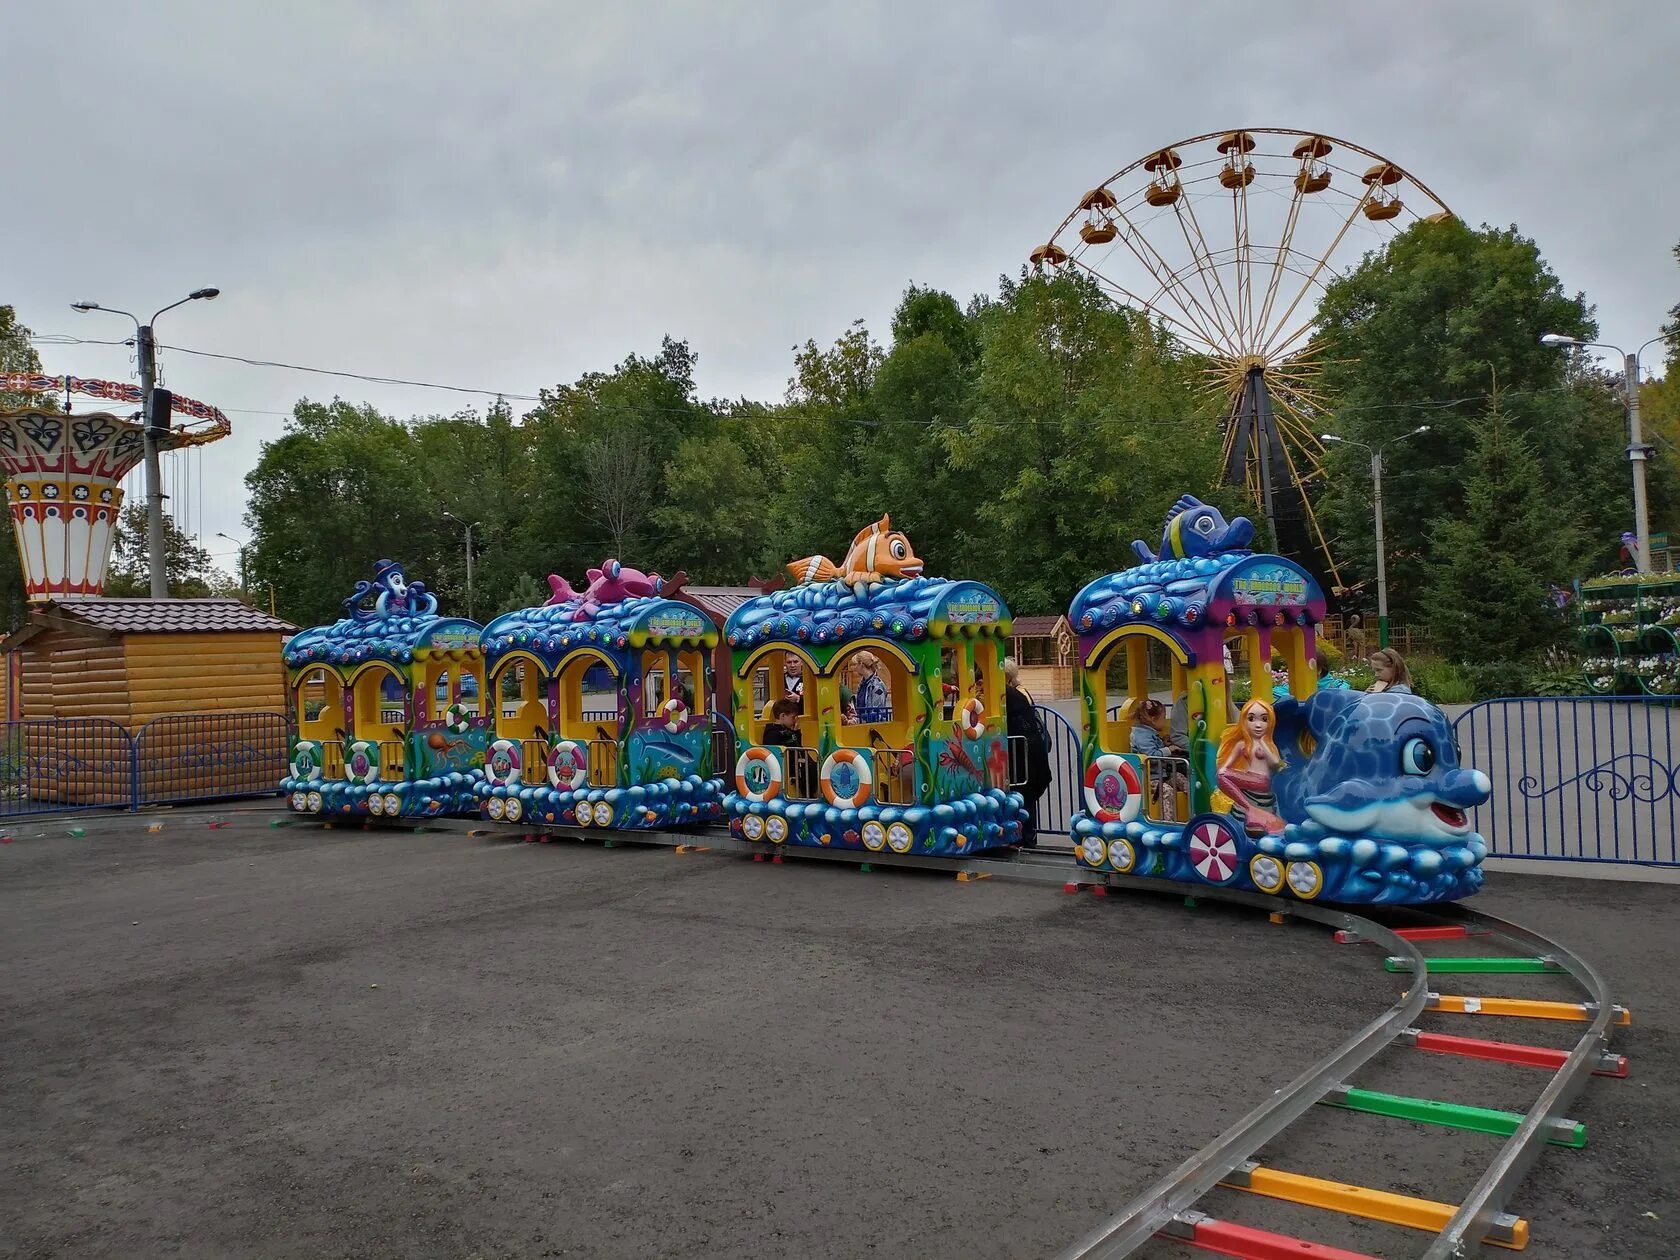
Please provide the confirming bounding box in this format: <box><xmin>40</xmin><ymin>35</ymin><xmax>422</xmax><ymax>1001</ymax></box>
<box><xmin>1009</xmin><ymin>614</ymin><xmax>1075</xmax><ymax>699</ymax></box>
<box><xmin>2</xmin><ymin>597</ymin><xmax>294</xmax><ymax>725</ymax></box>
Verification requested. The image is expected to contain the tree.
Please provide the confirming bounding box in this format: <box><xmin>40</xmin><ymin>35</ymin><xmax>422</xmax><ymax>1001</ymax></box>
<box><xmin>1423</xmin><ymin>394</ymin><xmax>1578</xmax><ymax>661</ymax></box>
<box><xmin>1314</xmin><ymin>219</ymin><xmax>1674</xmax><ymax>614</ymax></box>
<box><xmin>107</xmin><ymin>503</ymin><xmax>214</xmax><ymax>597</ymax></box>
<box><xmin>580</xmin><ymin>427</ymin><xmax>655</xmax><ymax>557</ymax></box>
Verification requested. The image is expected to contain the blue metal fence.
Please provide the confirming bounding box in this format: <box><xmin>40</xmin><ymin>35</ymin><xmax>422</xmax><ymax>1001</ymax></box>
<box><xmin>1453</xmin><ymin>697</ymin><xmax>1679</xmax><ymax>867</ymax></box>
<box><xmin>1034</xmin><ymin>705</ymin><xmax>1084</xmax><ymax>836</ymax></box>
<box><xmin>0</xmin><ymin>712</ymin><xmax>288</xmax><ymax>818</ymax></box>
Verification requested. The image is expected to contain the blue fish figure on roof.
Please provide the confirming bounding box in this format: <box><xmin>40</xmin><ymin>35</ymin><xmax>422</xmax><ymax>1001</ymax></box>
<box><xmin>1264</xmin><ymin>688</ymin><xmax>1493</xmax><ymax>902</ymax></box>
<box><xmin>1131</xmin><ymin>495</ymin><xmax>1255</xmax><ymax>565</ymax></box>
<box><xmin>342</xmin><ymin>558</ymin><xmax>437</xmax><ymax>621</ymax></box>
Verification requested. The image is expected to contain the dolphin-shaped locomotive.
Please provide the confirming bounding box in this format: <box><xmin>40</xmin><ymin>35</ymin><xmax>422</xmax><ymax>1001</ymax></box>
<box><xmin>1267</xmin><ymin>688</ymin><xmax>1492</xmax><ymax>903</ymax></box>
<box><xmin>1131</xmin><ymin>494</ymin><xmax>1256</xmax><ymax>565</ymax></box>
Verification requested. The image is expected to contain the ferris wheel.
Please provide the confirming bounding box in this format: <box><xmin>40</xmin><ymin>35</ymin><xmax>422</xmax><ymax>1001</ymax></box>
<box><xmin>1031</xmin><ymin>128</ymin><xmax>1452</xmax><ymax>589</ymax></box>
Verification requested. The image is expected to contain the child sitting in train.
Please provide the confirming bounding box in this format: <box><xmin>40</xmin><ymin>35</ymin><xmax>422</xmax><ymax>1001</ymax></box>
<box><xmin>1128</xmin><ymin>698</ymin><xmax>1187</xmax><ymax>822</ymax></box>
<box><xmin>762</xmin><ymin>697</ymin><xmax>817</xmax><ymax>797</ymax></box>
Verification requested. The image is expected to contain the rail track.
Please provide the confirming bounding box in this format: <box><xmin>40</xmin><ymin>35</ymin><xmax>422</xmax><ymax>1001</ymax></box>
<box><xmin>321</xmin><ymin>813</ymin><xmax>1630</xmax><ymax>1259</ymax></box>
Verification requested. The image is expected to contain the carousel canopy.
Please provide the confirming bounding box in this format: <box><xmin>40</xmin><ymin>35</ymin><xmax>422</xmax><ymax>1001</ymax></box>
<box><xmin>1070</xmin><ymin>551</ymin><xmax>1325</xmax><ymax>657</ymax></box>
<box><xmin>481</xmin><ymin>594</ymin><xmax>717</xmax><ymax>668</ymax></box>
<box><xmin>725</xmin><ymin>576</ymin><xmax>1011</xmax><ymax>650</ymax></box>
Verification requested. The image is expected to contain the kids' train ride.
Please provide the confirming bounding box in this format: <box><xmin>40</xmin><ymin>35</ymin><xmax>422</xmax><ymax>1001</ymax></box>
<box><xmin>279</xmin><ymin>497</ymin><xmax>1492</xmax><ymax>906</ymax></box>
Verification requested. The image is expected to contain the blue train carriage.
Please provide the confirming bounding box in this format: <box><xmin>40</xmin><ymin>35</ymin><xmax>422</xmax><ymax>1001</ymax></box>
<box><xmin>282</xmin><ymin>560</ymin><xmax>487</xmax><ymax>819</ymax></box>
<box><xmin>1067</xmin><ymin>495</ymin><xmax>1491</xmax><ymax>905</ymax></box>
<box><xmin>722</xmin><ymin>515</ymin><xmax>1024</xmax><ymax>856</ymax></box>
<box><xmin>474</xmin><ymin>559</ymin><xmax>727</xmax><ymax>830</ymax></box>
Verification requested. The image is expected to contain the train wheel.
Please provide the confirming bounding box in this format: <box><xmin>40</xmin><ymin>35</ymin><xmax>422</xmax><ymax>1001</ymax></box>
<box><xmin>765</xmin><ymin>814</ymin><xmax>789</xmax><ymax>844</ymax></box>
<box><xmin>591</xmin><ymin>801</ymin><xmax>614</xmax><ymax>827</ymax></box>
<box><xmin>505</xmin><ymin>796</ymin><xmax>524</xmax><ymax>823</ymax></box>
<box><xmin>1249</xmin><ymin>852</ymin><xmax>1286</xmax><ymax>895</ymax></box>
<box><xmin>1286</xmin><ymin>860</ymin><xmax>1324</xmax><ymax>900</ymax></box>
<box><xmin>860</xmin><ymin>820</ymin><xmax>886</xmax><ymax>851</ymax></box>
<box><xmin>741</xmin><ymin>814</ymin><xmax>766</xmax><ymax>842</ymax></box>
<box><xmin>486</xmin><ymin>797</ymin><xmax>506</xmax><ymax>821</ymax></box>
<box><xmin>886</xmin><ymin>821</ymin><xmax>914</xmax><ymax>854</ymax></box>
<box><xmin>1183</xmin><ymin>814</ymin><xmax>1246</xmax><ymax>885</ymax></box>
<box><xmin>1078</xmin><ymin>835</ymin><xmax>1106</xmax><ymax>867</ymax></box>
<box><xmin>1106</xmin><ymin>837</ymin><xmax>1136</xmax><ymax>873</ymax></box>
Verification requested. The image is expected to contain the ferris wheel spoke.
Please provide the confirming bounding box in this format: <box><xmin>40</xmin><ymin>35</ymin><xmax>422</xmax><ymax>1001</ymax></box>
<box><xmin>1256</xmin><ymin>182</ymin><xmax>1378</xmax><ymax>359</ymax></box>
<box><xmin>1101</xmin><ymin>203</ymin><xmax>1240</xmax><ymax>355</ymax></box>
<box><xmin>1254</xmin><ymin>166</ymin><xmax>1311</xmax><ymax>346</ymax></box>
<box><xmin>1235</xmin><ymin>167</ymin><xmax>1256</xmax><ymax>351</ymax></box>
<box><xmin>1163</xmin><ymin>198</ymin><xmax>1244</xmax><ymax>354</ymax></box>
<box><xmin>1269</xmin><ymin>401</ymin><xmax>1345</xmax><ymax>590</ymax></box>
<box><xmin>1070</xmin><ymin>257</ymin><xmax>1219</xmax><ymax>349</ymax></box>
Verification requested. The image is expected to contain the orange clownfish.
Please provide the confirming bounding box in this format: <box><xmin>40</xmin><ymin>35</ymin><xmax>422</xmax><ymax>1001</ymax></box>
<box><xmin>787</xmin><ymin>515</ymin><xmax>923</xmax><ymax>591</ymax></box>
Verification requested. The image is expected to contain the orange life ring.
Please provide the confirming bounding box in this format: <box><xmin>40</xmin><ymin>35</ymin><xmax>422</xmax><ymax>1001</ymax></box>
<box><xmin>733</xmin><ymin>746</ymin><xmax>784</xmax><ymax>803</ymax></box>
<box><xmin>958</xmin><ymin>698</ymin><xmax>986</xmax><ymax>739</ymax></box>
<box><xmin>820</xmin><ymin>747</ymin><xmax>874</xmax><ymax>808</ymax></box>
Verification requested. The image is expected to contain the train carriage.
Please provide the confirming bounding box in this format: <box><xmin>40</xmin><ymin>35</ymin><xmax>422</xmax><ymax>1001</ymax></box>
<box><xmin>723</xmin><ymin>517</ymin><xmax>1024</xmax><ymax>856</ymax></box>
<box><xmin>282</xmin><ymin>561</ymin><xmax>486</xmax><ymax>819</ymax></box>
<box><xmin>1069</xmin><ymin>495</ymin><xmax>1490</xmax><ymax>904</ymax></box>
<box><xmin>474</xmin><ymin>560</ymin><xmax>727</xmax><ymax>830</ymax></box>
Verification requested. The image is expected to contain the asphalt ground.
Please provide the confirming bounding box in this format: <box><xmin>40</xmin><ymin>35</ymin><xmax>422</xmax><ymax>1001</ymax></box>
<box><xmin>1</xmin><ymin>807</ymin><xmax>1675</xmax><ymax>1259</ymax></box>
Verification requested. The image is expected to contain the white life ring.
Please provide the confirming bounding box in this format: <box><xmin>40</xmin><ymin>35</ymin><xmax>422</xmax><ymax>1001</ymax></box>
<box><xmin>290</xmin><ymin>739</ymin><xmax>324</xmax><ymax>784</ymax></box>
<box><xmin>733</xmin><ymin>747</ymin><xmax>784</xmax><ymax>803</ymax></box>
<box><xmin>443</xmin><ymin>702</ymin><xmax>472</xmax><ymax>734</ymax></box>
<box><xmin>820</xmin><ymin>748</ymin><xmax>874</xmax><ymax>808</ymax></box>
<box><xmin>1084</xmin><ymin>753</ymin><xmax>1142</xmax><ymax>824</ymax></box>
<box><xmin>485</xmin><ymin>738</ymin><xmax>523</xmax><ymax>787</ymax></box>
<box><xmin>661</xmin><ymin>697</ymin><xmax>689</xmax><ymax>733</ymax></box>
<box><xmin>345</xmin><ymin>739</ymin><xmax>381</xmax><ymax>785</ymax></box>
<box><xmin>957</xmin><ymin>698</ymin><xmax>986</xmax><ymax>740</ymax></box>
<box><xmin>547</xmin><ymin>740</ymin><xmax>588</xmax><ymax>791</ymax></box>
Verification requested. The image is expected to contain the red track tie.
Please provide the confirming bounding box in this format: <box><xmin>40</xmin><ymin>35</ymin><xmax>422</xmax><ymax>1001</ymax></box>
<box><xmin>1415</xmin><ymin>1030</ymin><xmax>1629</xmax><ymax>1077</ymax></box>
<box><xmin>1063</xmin><ymin>882</ymin><xmax>1080</xmax><ymax>894</ymax></box>
<box><xmin>1164</xmin><ymin>1215</ymin><xmax>1381</xmax><ymax>1259</ymax></box>
<box><xmin>1392</xmin><ymin>925</ymin><xmax>1469</xmax><ymax>941</ymax></box>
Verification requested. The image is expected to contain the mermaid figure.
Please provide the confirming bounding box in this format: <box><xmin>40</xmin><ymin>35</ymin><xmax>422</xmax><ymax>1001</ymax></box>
<box><xmin>1217</xmin><ymin>698</ymin><xmax>1284</xmax><ymax>835</ymax></box>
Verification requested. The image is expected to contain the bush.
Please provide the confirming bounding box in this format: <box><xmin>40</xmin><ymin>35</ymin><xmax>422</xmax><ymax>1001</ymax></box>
<box><xmin>1412</xmin><ymin>658</ymin><xmax>1476</xmax><ymax>704</ymax></box>
<box><xmin>1317</xmin><ymin>638</ymin><xmax>1345</xmax><ymax>671</ymax></box>
<box><xmin>1462</xmin><ymin>660</ymin><xmax>1530</xmax><ymax>701</ymax></box>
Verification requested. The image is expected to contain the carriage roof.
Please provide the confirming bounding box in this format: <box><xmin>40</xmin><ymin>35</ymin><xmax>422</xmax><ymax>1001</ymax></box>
<box><xmin>725</xmin><ymin>576</ymin><xmax>1012</xmax><ymax>651</ymax></box>
<box><xmin>283</xmin><ymin>613</ymin><xmax>481</xmax><ymax>671</ymax></box>
<box><xmin>480</xmin><ymin>595</ymin><xmax>717</xmax><ymax>668</ymax></box>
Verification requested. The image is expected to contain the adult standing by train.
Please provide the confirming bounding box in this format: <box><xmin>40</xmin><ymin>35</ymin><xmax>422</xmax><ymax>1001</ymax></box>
<box><xmin>1004</xmin><ymin>658</ymin><xmax>1052</xmax><ymax>848</ymax></box>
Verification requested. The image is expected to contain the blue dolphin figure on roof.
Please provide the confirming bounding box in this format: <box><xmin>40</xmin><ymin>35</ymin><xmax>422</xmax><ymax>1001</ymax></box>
<box><xmin>1132</xmin><ymin>495</ymin><xmax>1255</xmax><ymax>565</ymax></box>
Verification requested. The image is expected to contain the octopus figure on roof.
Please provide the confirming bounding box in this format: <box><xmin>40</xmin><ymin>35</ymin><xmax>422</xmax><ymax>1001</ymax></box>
<box><xmin>281</xmin><ymin>561</ymin><xmax>486</xmax><ymax>820</ymax></box>
<box><xmin>1067</xmin><ymin>494</ymin><xmax>1491</xmax><ymax>905</ymax></box>
<box><xmin>474</xmin><ymin>560</ymin><xmax>726</xmax><ymax>831</ymax></box>
<box><xmin>723</xmin><ymin>516</ymin><xmax>1024</xmax><ymax>856</ymax></box>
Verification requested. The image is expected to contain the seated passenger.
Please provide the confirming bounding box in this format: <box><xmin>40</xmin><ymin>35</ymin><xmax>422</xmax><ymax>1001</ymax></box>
<box><xmin>868</xmin><ymin>727</ymin><xmax>916</xmax><ymax>802</ymax></box>
<box><xmin>1129</xmin><ymin>699</ymin><xmax>1188</xmax><ymax>822</ymax></box>
<box><xmin>852</xmin><ymin>652</ymin><xmax>891</xmax><ymax>724</ymax></box>
<box><xmin>762</xmin><ymin>697</ymin><xmax>816</xmax><ymax>797</ymax></box>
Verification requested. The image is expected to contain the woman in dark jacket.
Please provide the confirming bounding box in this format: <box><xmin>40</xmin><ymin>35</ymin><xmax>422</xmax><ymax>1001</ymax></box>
<box><xmin>1004</xmin><ymin>657</ymin><xmax>1053</xmax><ymax>848</ymax></box>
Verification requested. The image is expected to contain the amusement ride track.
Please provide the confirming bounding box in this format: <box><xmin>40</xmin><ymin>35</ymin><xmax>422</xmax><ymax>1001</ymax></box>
<box><xmin>327</xmin><ymin>815</ymin><xmax>1629</xmax><ymax>1259</ymax></box>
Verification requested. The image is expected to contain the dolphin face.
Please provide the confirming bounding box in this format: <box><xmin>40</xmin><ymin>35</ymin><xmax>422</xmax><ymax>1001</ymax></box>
<box><xmin>1275</xmin><ymin>691</ymin><xmax>1492</xmax><ymax>848</ymax></box>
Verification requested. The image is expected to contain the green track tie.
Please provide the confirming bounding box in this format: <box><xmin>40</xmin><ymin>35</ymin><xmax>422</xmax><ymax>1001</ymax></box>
<box><xmin>1327</xmin><ymin>1086</ymin><xmax>1586</xmax><ymax>1147</ymax></box>
<box><xmin>1385</xmin><ymin>956</ymin><xmax>1563</xmax><ymax>974</ymax></box>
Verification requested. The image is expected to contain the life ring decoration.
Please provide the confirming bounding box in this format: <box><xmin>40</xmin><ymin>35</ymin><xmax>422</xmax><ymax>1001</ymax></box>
<box><xmin>733</xmin><ymin>747</ymin><xmax>784</xmax><ymax>803</ymax></box>
<box><xmin>344</xmin><ymin>739</ymin><xmax>381</xmax><ymax>785</ymax></box>
<box><xmin>547</xmin><ymin>740</ymin><xmax>588</xmax><ymax>791</ymax></box>
<box><xmin>957</xmin><ymin>698</ymin><xmax>986</xmax><ymax>740</ymax></box>
<box><xmin>290</xmin><ymin>740</ymin><xmax>324</xmax><ymax>784</ymax></box>
<box><xmin>820</xmin><ymin>748</ymin><xmax>874</xmax><ymax>808</ymax></box>
<box><xmin>661</xmin><ymin>697</ymin><xmax>689</xmax><ymax>733</ymax></box>
<box><xmin>485</xmin><ymin>739</ymin><xmax>523</xmax><ymax>787</ymax></box>
<box><xmin>1083</xmin><ymin>754</ymin><xmax>1142</xmax><ymax>823</ymax></box>
<box><xmin>443</xmin><ymin>703</ymin><xmax>472</xmax><ymax>734</ymax></box>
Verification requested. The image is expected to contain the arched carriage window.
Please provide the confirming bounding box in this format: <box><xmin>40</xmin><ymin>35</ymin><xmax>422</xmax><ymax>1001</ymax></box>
<box><xmin>491</xmin><ymin>656</ymin><xmax>547</xmax><ymax>741</ymax></box>
<box><xmin>833</xmin><ymin>644</ymin><xmax>912</xmax><ymax>748</ymax></box>
<box><xmin>295</xmin><ymin>666</ymin><xmax>343</xmax><ymax>741</ymax></box>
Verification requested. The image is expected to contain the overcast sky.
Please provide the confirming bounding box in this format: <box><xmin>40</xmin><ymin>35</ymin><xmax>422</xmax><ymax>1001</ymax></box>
<box><xmin>6</xmin><ymin>2</ymin><xmax>1677</xmax><ymax>576</ymax></box>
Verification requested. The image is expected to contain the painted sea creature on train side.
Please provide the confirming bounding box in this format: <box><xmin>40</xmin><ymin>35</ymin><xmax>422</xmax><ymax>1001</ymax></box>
<box><xmin>1131</xmin><ymin>495</ymin><xmax>1256</xmax><ymax>565</ymax></box>
<box><xmin>787</xmin><ymin>514</ymin><xmax>924</xmax><ymax>595</ymax></box>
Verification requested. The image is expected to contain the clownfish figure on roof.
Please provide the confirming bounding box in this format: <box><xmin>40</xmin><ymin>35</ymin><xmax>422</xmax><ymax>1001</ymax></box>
<box><xmin>1067</xmin><ymin>495</ymin><xmax>1492</xmax><ymax>905</ymax></box>
<box><xmin>281</xmin><ymin>560</ymin><xmax>487</xmax><ymax>820</ymax></box>
<box><xmin>723</xmin><ymin>516</ymin><xmax>1025</xmax><ymax>856</ymax></box>
<box><xmin>473</xmin><ymin>559</ymin><xmax>727</xmax><ymax>831</ymax></box>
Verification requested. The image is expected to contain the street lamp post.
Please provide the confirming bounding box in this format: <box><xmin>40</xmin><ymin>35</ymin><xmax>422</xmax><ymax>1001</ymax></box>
<box><xmin>72</xmin><ymin>289</ymin><xmax>220</xmax><ymax>597</ymax></box>
<box><xmin>216</xmin><ymin>531</ymin><xmax>248</xmax><ymax>594</ymax></box>
<box><xmin>1540</xmin><ymin>332</ymin><xmax>1665</xmax><ymax>574</ymax></box>
<box><xmin>1322</xmin><ymin>426</ymin><xmax>1431</xmax><ymax>651</ymax></box>
<box><xmin>443</xmin><ymin>512</ymin><xmax>477</xmax><ymax>620</ymax></box>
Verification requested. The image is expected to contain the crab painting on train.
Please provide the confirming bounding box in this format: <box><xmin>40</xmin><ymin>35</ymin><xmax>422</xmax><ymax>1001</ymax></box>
<box><xmin>723</xmin><ymin>516</ymin><xmax>1025</xmax><ymax>855</ymax></box>
<box><xmin>473</xmin><ymin>560</ymin><xmax>727</xmax><ymax>830</ymax></box>
<box><xmin>281</xmin><ymin>560</ymin><xmax>487</xmax><ymax>818</ymax></box>
<box><xmin>1068</xmin><ymin>494</ymin><xmax>1490</xmax><ymax>905</ymax></box>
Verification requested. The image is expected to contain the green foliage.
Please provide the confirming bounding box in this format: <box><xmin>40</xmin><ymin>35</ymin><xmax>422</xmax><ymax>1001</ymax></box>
<box><xmin>1410</xmin><ymin>658</ymin><xmax>1476</xmax><ymax>704</ymax></box>
<box><xmin>1315</xmin><ymin>220</ymin><xmax>1675</xmax><ymax>613</ymax></box>
<box><xmin>1422</xmin><ymin>395</ymin><xmax>1576</xmax><ymax>660</ymax></box>
<box><xmin>107</xmin><ymin>503</ymin><xmax>215</xmax><ymax>597</ymax></box>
